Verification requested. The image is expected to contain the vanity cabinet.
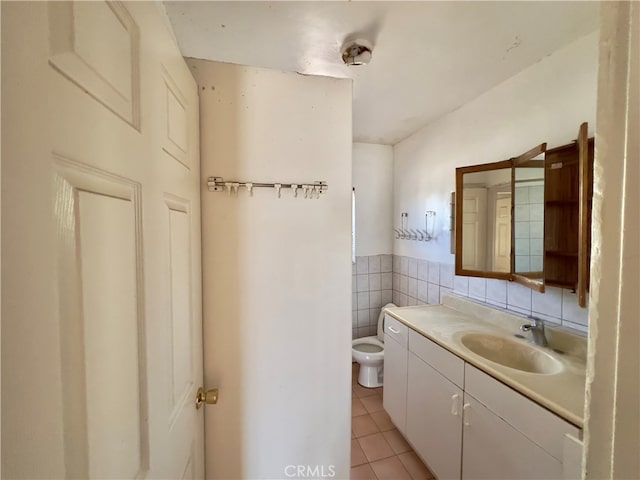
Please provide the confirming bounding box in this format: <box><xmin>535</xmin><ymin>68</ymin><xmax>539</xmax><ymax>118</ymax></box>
<box><xmin>462</xmin><ymin>394</ymin><xmax>563</xmax><ymax>479</ymax></box>
<box><xmin>406</xmin><ymin>331</ymin><xmax>464</xmax><ymax>480</ymax></box>
<box><xmin>382</xmin><ymin>315</ymin><xmax>408</xmax><ymax>432</ymax></box>
<box><xmin>462</xmin><ymin>364</ymin><xmax>579</xmax><ymax>479</ymax></box>
<box><xmin>384</xmin><ymin>319</ymin><xmax>583</xmax><ymax>480</ymax></box>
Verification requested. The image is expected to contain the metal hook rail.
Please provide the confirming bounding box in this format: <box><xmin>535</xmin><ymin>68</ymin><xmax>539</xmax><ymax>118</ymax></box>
<box><xmin>207</xmin><ymin>176</ymin><xmax>328</xmax><ymax>198</ymax></box>
<box><xmin>394</xmin><ymin>211</ymin><xmax>436</xmax><ymax>241</ymax></box>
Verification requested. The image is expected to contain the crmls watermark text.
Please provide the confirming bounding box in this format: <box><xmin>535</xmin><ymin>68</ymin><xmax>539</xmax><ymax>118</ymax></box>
<box><xmin>284</xmin><ymin>465</ymin><xmax>336</xmax><ymax>478</ymax></box>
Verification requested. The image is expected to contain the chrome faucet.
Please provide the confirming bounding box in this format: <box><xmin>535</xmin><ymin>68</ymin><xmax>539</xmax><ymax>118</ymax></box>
<box><xmin>520</xmin><ymin>317</ymin><xmax>548</xmax><ymax>347</ymax></box>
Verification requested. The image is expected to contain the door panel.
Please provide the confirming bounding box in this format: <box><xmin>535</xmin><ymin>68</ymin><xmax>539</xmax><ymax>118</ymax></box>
<box><xmin>54</xmin><ymin>158</ymin><xmax>148</xmax><ymax>478</ymax></box>
<box><xmin>462</xmin><ymin>188</ymin><xmax>488</xmax><ymax>270</ymax></box>
<box><xmin>48</xmin><ymin>1</ymin><xmax>140</xmax><ymax>128</ymax></box>
<box><xmin>1</xmin><ymin>2</ymin><xmax>203</xmax><ymax>478</ymax></box>
<box><xmin>166</xmin><ymin>197</ymin><xmax>195</xmax><ymax>424</ymax></box>
<box><xmin>493</xmin><ymin>196</ymin><xmax>512</xmax><ymax>272</ymax></box>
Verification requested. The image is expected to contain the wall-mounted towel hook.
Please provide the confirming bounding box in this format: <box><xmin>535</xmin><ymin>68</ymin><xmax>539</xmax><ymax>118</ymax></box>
<box><xmin>274</xmin><ymin>183</ymin><xmax>281</xmax><ymax>198</ymax></box>
<box><xmin>246</xmin><ymin>182</ymin><xmax>254</xmax><ymax>196</ymax></box>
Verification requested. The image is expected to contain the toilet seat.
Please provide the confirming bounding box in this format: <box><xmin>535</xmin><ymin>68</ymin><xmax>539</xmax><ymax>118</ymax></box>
<box><xmin>352</xmin><ymin>337</ymin><xmax>384</xmax><ymax>357</ymax></box>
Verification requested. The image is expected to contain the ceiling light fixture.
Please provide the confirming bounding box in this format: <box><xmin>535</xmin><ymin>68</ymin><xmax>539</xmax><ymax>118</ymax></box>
<box><xmin>341</xmin><ymin>39</ymin><xmax>373</xmax><ymax>66</ymax></box>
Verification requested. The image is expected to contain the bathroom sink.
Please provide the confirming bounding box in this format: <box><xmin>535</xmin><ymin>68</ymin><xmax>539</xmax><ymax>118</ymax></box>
<box><xmin>460</xmin><ymin>333</ymin><xmax>563</xmax><ymax>375</ymax></box>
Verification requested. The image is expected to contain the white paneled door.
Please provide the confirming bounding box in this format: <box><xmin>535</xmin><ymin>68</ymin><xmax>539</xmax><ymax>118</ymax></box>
<box><xmin>2</xmin><ymin>2</ymin><xmax>204</xmax><ymax>478</ymax></box>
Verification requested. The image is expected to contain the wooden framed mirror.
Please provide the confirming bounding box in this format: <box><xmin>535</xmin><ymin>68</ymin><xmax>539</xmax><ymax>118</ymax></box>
<box><xmin>454</xmin><ymin>143</ymin><xmax>547</xmax><ymax>288</ymax></box>
<box><xmin>511</xmin><ymin>143</ymin><xmax>547</xmax><ymax>292</ymax></box>
<box><xmin>454</xmin><ymin>126</ymin><xmax>592</xmax><ymax>304</ymax></box>
<box><xmin>455</xmin><ymin>159</ymin><xmax>513</xmax><ymax>280</ymax></box>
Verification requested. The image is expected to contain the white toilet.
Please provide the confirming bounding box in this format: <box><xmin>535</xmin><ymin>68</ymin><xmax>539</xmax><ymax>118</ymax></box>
<box><xmin>352</xmin><ymin>303</ymin><xmax>396</xmax><ymax>388</ymax></box>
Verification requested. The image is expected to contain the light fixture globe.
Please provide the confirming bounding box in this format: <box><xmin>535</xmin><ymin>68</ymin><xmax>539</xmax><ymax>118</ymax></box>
<box><xmin>341</xmin><ymin>39</ymin><xmax>373</xmax><ymax>66</ymax></box>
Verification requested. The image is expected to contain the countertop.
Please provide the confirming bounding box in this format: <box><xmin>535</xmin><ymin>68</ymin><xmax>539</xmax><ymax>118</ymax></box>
<box><xmin>384</xmin><ymin>295</ymin><xmax>587</xmax><ymax>428</ymax></box>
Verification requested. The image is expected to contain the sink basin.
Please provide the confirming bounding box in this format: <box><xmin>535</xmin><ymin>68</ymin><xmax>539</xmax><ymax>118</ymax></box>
<box><xmin>460</xmin><ymin>333</ymin><xmax>563</xmax><ymax>374</ymax></box>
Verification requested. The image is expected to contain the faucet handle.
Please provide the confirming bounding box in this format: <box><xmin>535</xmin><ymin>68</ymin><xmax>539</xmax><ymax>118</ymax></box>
<box><xmin>527</xmin><ymin>316</ymin><xmax>544</xmax><ymax>326</ymax></box>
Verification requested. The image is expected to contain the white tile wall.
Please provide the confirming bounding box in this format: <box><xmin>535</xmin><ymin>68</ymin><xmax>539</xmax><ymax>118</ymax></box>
<box><xmin>468</xmin><ymin>277</ymin><xmax>487</xmax><ymax>301</ymax></box>
<box><xmin>368</xmin><ymin>255</ymin><xmax>381</xmax><ymax>273</ymax></box>
<box><xmin>352</xmin><ymin>255</ymin><xmax>393</xmax><ymax>339</ymax></box>
<box><xmin>353</xmin><ymin>255</ymin><xmax>589</xmax><ymax>337</ymax></box>
<box><xmin>387</xmin><ymin>255</ymin><xmax>589</xmax><ymax>334</ymax></box>
<box><xmin>427</xmin><ymin>261</ymin><xmax>440</xmax><ymax>284</ymax></box>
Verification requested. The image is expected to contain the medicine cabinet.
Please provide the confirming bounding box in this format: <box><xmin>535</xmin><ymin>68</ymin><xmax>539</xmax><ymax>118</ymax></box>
<box><xmin>454</xmin><ymin>122</ymin><xmax>593</xmax><ymax>306</ymax></box>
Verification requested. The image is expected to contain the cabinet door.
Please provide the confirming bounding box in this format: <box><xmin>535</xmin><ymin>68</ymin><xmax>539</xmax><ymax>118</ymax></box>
<box><xmin>407</xmin><ymin>352</ymin><xmax>463</xmax><ymax>480</ymax></box>
<box><xmin>462</xmin><ymin>394</ymin><xmax>563</xmax><ymax>480</ymax></box>
<box><xmin>383</xmin><ymin>334</ymin><xmax>408</xmax><ymax>433</ymax></box>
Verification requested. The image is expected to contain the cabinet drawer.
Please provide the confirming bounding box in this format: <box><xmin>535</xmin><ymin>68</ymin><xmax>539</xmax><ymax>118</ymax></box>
<box><xmin>384</xmin><ymin>315</ymin><xmax>408</xmax><ymax>348</ymax></box>
<box><xmin>464</xmin><ymin>364</ymin><xmax>580</xmax><ymax>461</ymax></box>
<box><xmin>408</xmin><ymin>329</ymin><xmax>464</xmax><ymax>389</ymax></box>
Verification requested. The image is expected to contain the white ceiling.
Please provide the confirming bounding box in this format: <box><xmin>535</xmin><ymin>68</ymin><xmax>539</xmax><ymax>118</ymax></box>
<box><xmin>164</xmin><ymin>1</ymin><xmax>599</xmax><ymax>145</ymax></box>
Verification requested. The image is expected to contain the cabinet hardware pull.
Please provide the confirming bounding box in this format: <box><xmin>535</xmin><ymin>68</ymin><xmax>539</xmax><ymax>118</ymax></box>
<box><xmin>450</xmin><ymin>394</ymin><xmax>460</xmax><ymax>416</ymax></box>
<box><xmin>388</xmin><ymin>326</ymin><xmax>400</xmax><ymax>334</ymax></box>
<box><xmin>463</xmin><ymin>402</ymin><xmax>471</xmax><ymax>426</ymax></box>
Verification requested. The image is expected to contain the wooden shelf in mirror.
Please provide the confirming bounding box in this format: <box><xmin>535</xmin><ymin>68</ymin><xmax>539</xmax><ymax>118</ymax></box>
<box><xmin>545</xmin><ymin>279</ymin><xmax>577</xmax><ymax>289</ymax></box>
<box><xmin>545</xmin><ymin>250</ymin><xmax>579</xmax><ymax>257</ymax></box>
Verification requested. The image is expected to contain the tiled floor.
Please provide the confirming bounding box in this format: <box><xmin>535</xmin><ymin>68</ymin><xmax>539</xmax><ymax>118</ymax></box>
<box><xmin>351</xmin><ymin>363</ymin><xmax>435</xmax><ymax>480</ymax></box>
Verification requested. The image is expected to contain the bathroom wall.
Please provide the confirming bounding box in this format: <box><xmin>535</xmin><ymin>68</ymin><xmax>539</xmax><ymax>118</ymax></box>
<box><xmin>190</xmin><ymin>59</ymin><xmax>352</xmax><ymax>479</ymax></box>
<box><xmin>352</xmin><ymin>255</ymin><xmax>393</xmax><ymax>339</ymax></box>
<box><xmin>389</xmin><ymin>256</ymin><xmax>587</xmax><ymax>332</ymax></box>
<box><xmin>352</xmin><ymin>143</ymin><xmax>393</xmax><ymax>257</ymax></box>
<box><xmin>391</xmin><ymin>31</ymin><xmax>599</xmax><ymax>328</ymax></box>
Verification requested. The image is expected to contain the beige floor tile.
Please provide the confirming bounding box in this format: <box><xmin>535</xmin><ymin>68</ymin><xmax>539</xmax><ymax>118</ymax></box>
<box><xmin>351</xmin><ymin>438</ymin><xmax>368</xmax><ymax>467</ymax></box>
<box><xmin>351</xmin><ymin>463</ymin><xmax>378</xmax><ymax>480</ymax></box>
<box><xmin>357</xmin><ymin>433</ymin><xmax>395</xmax><ymax>462</ymax></box>
<box><xmin>352</xmin><ymin>414</ymin><xmax>380</xmax><ymax>438</ymax></box>
<box><xmin>353</xmin><ymin>383</ymin><xmax>379</xmax><ymax>398</ymax></box>
<box><xmin>361</xmin><ymin>394</ymin><xmax>384</xmax><ymax>413</ymax></box>
<box><xmin>370</xmin><ymin>410</ymin><xmax>394</xmax><ymax>431</ymax></box>
<box><xmin>352</xmin><ymin>397</ymin><xmax>368</xmax><ymax>417</ymax></box>
<box><xmin>382</xmin><ymin>429</ymin><xmax>412</xmax><ymax>454</ymax></box>
<box><xmin>370</xmin><ymin>456</ymin><xmax>412</xmax><ymax>480</ymax></box>
<box><xmin>398</xmin><ymin>451</ymin><xmax>434</xmax><ymax>480</ymax></box>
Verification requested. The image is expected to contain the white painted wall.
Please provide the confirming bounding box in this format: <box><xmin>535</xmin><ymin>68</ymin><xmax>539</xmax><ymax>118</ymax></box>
<box><xmin>353</xmin><ymin>143</ymin><xmax>393</xmax><ymax>256</ymax></box>
<box><xmin>585</xmin><ymin>2</ymin><xmax>640</xmax><ymax>478</ymax></box>
<box><xmin>189</xmin><ymin>59</ymin><xmax>352</xmax><ymax>480</ymax></box>
<box><xmin>393</xmin><ymin>31</ymin><xmax>599</xmax><ymax>264</ymax></box>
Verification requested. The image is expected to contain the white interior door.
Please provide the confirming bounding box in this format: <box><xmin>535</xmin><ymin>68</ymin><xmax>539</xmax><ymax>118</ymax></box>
<box><xmin>1</xmin><ymin>2</ymin><xmax>204</xmax><ymax>478</ymax></box>
<box><xmin>462</xmin><ymin>188</ymin><xmax>488</xmax><ymax>270</ymax></box>
<box><xmin>493</xmin><ymin>195</ymin><xmax>512</xmax><ymax>273</ymax></box>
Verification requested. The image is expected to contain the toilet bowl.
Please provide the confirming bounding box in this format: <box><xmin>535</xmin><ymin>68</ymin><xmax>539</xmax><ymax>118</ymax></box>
<box><xmin>352</xmin><ymin>303</ymin><xmax>396</xmax><ymax>388</ymax></box>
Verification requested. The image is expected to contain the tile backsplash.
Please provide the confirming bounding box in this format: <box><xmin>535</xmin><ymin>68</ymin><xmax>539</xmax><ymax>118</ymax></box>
<box><xmin>352</xmin><ymin>255</ymin><xmax>589</xmax><ymax>339</ymax></box>
<box><xmin>352</xmin><ymin>255</ymin><xmax>393</xmax><ymax>339</ymax></box>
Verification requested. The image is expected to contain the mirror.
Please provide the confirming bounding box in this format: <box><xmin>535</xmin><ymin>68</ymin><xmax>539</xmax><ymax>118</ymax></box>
<box><xmin>455</xmin><ymin>143</ymin><xmax>547</xmax><ymax>288</ymax></box>
<box><xmin>512</xmin><ymin>150</ymin><xmax>545</xmax><ymax>291</ymax></box>
<box><xmin>455</xmin><ymin>159</ymin><xmax>513</xmax><ymax>279</ymax></box>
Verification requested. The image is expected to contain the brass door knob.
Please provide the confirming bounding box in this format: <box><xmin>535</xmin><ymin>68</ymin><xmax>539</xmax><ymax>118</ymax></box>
<box><xmin>195</xmin><ymin>387</ymin><xmax>219</xmax><ymax>409</ymax></box>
